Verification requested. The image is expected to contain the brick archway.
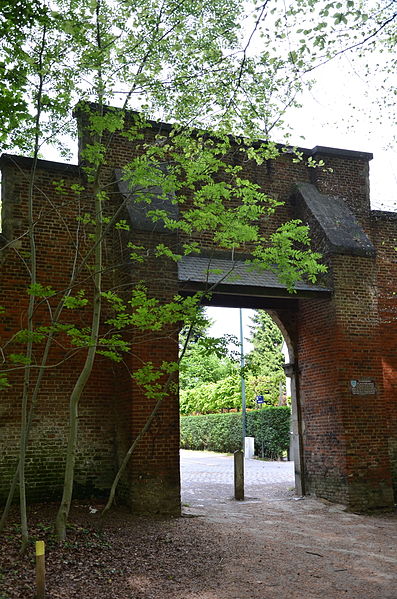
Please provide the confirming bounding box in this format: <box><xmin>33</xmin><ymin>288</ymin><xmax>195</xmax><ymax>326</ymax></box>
<box><xmin>1</xmin><ymin>106</ymin><xmax>396</xmax><ymax>513</ymax></box>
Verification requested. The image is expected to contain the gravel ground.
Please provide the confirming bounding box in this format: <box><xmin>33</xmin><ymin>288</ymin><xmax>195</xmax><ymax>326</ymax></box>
<box><xmin>1</xmin><ymin>452</ymin><xmax>396</xmax><ymax>599</ymax></box>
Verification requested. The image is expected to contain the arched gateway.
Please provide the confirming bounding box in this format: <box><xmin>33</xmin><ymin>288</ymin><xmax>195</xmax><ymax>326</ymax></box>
<box><xmin>1</xmin><ymin>106</ymin><xmax>396</xmax><ymax>513</ymax></box>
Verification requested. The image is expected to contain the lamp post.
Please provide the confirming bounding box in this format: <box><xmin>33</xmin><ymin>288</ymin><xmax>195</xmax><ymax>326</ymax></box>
<box><xmin>239</xmin><ymin>308</ymin><xmax>247</xmax><ymax>445</ymax></box>
<box><xmin>234</xmin><ymin>308</ymin><xmax>247</xmax><ymax>500</ymax></box>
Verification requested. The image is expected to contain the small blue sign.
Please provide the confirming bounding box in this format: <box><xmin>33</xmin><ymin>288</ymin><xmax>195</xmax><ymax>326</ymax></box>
<box><xmin>256</xmin><ymin>395</ymin><xmax>265</xmax><ymax>404</ymax></box>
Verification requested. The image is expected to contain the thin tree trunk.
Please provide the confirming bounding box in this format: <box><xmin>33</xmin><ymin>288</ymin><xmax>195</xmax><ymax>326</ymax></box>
<box><xmin>0</xmin><ymin>235</ymin><xmax>82</xmax><ymax>534</ymax></box>
<box><xmin>0</xmin><ymin>321</ymin><xmax>60</xmax><ymax>534</ymax></box>
<box><xmin>18</xmin><ymin>24</ymin><xmax>47</xmax><ymax>553</ymax></box>
<box><xmin>54</xmin><ymin>0</ymin><xmax>106</xmax><ymax>542</ymax></box>
<box><xmin>55</xmin><ymin>133</ymin><xmax>103</xmax><ymax>542</ymax></box>
<box><xmin>54</xmin><ymin>185</ymin><xmax>103</xmax><ymax>540</ymax></box>
<box><xmin>1</xmin><ymin>178</ymin><xmax>101</xmax><ymax>541</ymax></box>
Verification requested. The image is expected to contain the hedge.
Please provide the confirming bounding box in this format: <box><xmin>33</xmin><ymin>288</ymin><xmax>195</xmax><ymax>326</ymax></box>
<box><xmin>180</xmin><ymin>406</ymin><xmax>290</xmax><ymax>459</ymax></box>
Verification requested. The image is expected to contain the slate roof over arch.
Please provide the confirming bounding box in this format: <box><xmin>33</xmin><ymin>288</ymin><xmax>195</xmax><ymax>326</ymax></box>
<box><xmin>178</xmin><ymin>255</ymin><xmax>331</xmax><ymax>299</ymax></box>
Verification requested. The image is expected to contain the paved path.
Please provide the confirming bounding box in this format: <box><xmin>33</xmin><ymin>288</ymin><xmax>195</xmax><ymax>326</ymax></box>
<box><xmin>180</xmin><ymin>449</ymin><xmax>295</xmax><ymax>510</ymax></box>
<box><xmin>179</xmin><ymin>450</ymin><xmax>397</xmax><ymax>599</ymax></box>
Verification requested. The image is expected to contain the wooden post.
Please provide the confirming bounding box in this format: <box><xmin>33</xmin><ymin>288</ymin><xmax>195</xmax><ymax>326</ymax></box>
<box><xmin>234</xmin><ymin>449</ymin><xmax>244</xmax><ymax>500</ymax></box>
<box><xmin>35</xmin><ymin>540</ymin><xmax>45</xmax><ymax>599</ymax></box>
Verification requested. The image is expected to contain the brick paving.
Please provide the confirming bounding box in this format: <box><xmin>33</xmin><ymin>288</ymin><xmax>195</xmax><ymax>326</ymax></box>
<box><xmin>180</xmin><ymin>449</ymin><xmax>296</xmax><ymax>511</ymax></box>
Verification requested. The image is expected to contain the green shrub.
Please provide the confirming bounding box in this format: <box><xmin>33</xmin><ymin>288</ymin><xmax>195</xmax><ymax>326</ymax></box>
<box><xmin>246</xmin><ymin>407</ymin><xmax>291</xmax><ymax>459</ymax></box>
<box><xmin>180</xmin><ymin>373</ymin><xmax>285</xmax><ymax>415</ymax></box>
<box><xmin>180</xmin><ymin>406</ymin><xmax>290</xmax><ymax>458</ymax></box>
<box><xmin>180</xmin><ymin>412</ymin><xmax>242</xmax><ymax>453</ymax></box>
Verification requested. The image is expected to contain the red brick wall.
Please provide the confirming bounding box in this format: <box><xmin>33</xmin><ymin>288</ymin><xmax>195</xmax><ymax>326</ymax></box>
<box><xmin>1</xmin><ymin>107</ymin><xmax>396</xmax><ymax>512</ymax></box>
<box><xmin>113</xmin><ymin>231</ymin><xmax>181</xmax><ymax>513</ymax></box>
<box><xmin>309</xmin><ymin>149</ymin><xmax>371</xmax><ymax>218</ymax></box>
<box><xmin>0</xmin><ymin>158</ymin><xmax>117</xmax><ymax>502</ymax></box>
<box><xmin>371</xmin><ymin>212</ymin><xmax>397</xmax><ymax>499</ymax></box>
<box><xmin>295</xmin><ymin>256</ymin><xmax>393</xmax><ymax>509</ymax></box>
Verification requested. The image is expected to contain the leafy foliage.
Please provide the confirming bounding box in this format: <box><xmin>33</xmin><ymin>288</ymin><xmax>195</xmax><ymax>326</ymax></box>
<box><xmin>179</xmin><ymin>307</ymin><xmax>237</xmax><ymax>392</ymax></box>
<box><xmin>180</xmin><ymin>309</ymin><xmax>288</xmax><ymax>415</ymax></box>
<box><xmin>245</xmin><ymin>310</ymin><xmax>287</xmax><ymax>403</ymax></box>
<box><xmin>248</xmin><ymin>407</ymin><xmax>291</xmax><ymax>459</ymax></box>
<box><xmin>180</xmin><ymin>369</ymin><xmax>287</xmax><ymax>415</ymax></box>
<box><xmin>181</xmin><ymin>375</ymin><xmax>240</xmax><ymax>416</ymax></box>
<box><xmin>180</xmin><ymin>412</ymin><xmax>244</xmax><ymax>453</ymax></box>
<box><xmin>283</xmin><ymin>0</ymin><xmax>396</xmax><ymax>136</ymax></box>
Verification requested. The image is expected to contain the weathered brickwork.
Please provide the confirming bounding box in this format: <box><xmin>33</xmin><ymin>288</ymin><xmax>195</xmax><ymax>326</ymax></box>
<box><xmin>113</xmin><ymin>232</ymin><xmax>181</xmax><ymax>514</ymax></box>
<box><xmin>370</xmin><ymin>212</ymin><xmax>397</xmax><ymax>499</ymax></box>
<box><xmin>1</xmin><ymin>106</ymin><xmax>396</xmax><ymax>512</ymax></box>
<box><xmin>0</xmin><ymin>158</ymin><xmax>118</xmax><ymax>502</ymax></box>
<box><xmin>292</xmin><ymin>256</ymin><xmax>393</xmax><ymax>510</ymax></box>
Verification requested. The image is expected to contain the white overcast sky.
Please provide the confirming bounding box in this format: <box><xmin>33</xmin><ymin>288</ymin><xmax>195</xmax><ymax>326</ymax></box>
<box><xmin>206</xmin><ymin>307</ymin><xmax>256</xmax><ymax>357</ymax></box>
<box><xmin>41</xmin><ymin>9</ymin><xmax>397</xmax><ymax>345</ymax></box>
<box><xmin>41</xmin><ymin>9</ymin><xmax>395</xmax><ymax>210</ymax></box>
<box><xmin>285</xmin><ymin>55</ymin><xmax>396</xmax><ymax>211</ymax></box>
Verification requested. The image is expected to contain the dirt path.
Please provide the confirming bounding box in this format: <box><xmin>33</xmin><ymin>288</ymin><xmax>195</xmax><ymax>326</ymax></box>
<box><xmin>183</xmin><ymin>494</ymin><xmax>397</xmax><ymax>599</ymax></box>
<box><xmin>179</xmin><ymin>451</ymin><xmax>397</xmax><ymax>599</ymax></box>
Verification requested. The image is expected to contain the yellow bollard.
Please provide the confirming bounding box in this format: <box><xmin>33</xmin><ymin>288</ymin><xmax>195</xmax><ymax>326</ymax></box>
<box><xmin>35</xmin><ymin>540</ymin><xmax>45</xmax><ymax>599</ymax></box>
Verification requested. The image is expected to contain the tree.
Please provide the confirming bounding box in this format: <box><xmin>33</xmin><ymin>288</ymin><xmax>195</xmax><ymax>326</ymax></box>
<box><xmin>0</xmin><ymin>0</ymin><xmax>335</xmax><ymax>546</ymax></box>
<box><xmin>180</xmin><ymin>374</ymin><xmax>241</xmax><ymax>415</ymax></box>
<box><xmin>245</xmin><ymin>311</ymin><xmax>286</xmax><ymax>405</ymax></box>
<box><xmin>180</xmin><ymin>310</ymin><xmax>287</xmax><ymax>414</ymax></box>
<box><xmin>247</xmin><ymin>311</ymin><xmax>285</xmax><ymax>375</ymax></box>
<box><xmin>279</xmin><ymin>0</ymin><xmax>396</xmax><ymax>137</ymax></box>
<box><xmin>180</xmin><ymin>349</ymin><xmax>236</xmax><ymax>390</ymax></box>
<box><xmin>179</xmin><ymin>308</ymin><xmax>237</xmax><ymax>391</ymax></box>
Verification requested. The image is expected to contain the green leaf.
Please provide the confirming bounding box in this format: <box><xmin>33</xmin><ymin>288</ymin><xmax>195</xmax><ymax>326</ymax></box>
<box><xmin>63</xmin><ymin>291</ymin><xmax>88</xmax><ymax>309</ymax></box>
<box><xmin>0</xmin><ymin>374</ymin><xmax>10</xmax><ymax>390</ymax></box>
<box><xmin>14</xmin><ymin>329</ymin><xmax>46</xmax><ymax>344</ymax></box>
<box><xmin>9</xmin><ymin>353</ymin><xmax>32</xmax><ymax>365</ymax></box>
<box><xmin>27</xmin><ymin>283</ymin><xmax>56</xmax><ymax>298</ymax></box>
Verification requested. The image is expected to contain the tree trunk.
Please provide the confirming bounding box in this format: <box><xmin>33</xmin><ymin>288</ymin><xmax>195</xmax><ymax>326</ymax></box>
<box><xmin>55</xmin><ymin>176</ymin><xmax>103</xmax><ymax>540</ymax></box>
<box><xmin>18</xmin><ymin>25</ymin><xmax>47</xmax><ymax>553</ymax></box>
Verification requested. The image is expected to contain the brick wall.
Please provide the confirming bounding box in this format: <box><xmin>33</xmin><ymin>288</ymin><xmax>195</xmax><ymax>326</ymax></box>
<box><xmin>0</xmin><ymin>157</ymin><xmax>117</xmax><ymax>502</ymax></box>
<box><xmin>1</xmin><ymin>105</ymin><xmax>396</xmax><ymax>512</ymax></box>
<box><xmin>371</xmin><ymin>211</ymin><xmax>397</xmax><ymax>499</ymax></box>
<box><xmin>295</xmin><ymin>256</ymin><xmax>393</xmax><ymax>510</ymax></box>
<box><xmin>113</xmin><ymin>231</ymin><xmax>181</xmax><ymax>513</ymax></box>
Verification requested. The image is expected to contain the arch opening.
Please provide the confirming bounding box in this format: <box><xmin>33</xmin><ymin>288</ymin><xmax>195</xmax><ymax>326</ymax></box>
<box><xmin>179</xmin><ymin>304</ymin><xmax>302</xmax><ymax>507</ymax></box>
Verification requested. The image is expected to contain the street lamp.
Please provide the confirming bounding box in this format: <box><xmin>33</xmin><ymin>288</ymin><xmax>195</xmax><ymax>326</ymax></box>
<box><xmin>239</xmin><ymin>308</ymin><xmax>246</xmax><ymax>446</ymax></box>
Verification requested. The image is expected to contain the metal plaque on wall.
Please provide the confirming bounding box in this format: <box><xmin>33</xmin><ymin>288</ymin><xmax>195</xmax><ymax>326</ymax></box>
<box><xmin>350</xmin><ymin>379</ymin><xmax>376</xmax><ymax>395</ymax></box>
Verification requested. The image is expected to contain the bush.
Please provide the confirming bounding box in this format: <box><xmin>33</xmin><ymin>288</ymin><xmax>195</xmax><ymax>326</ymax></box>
<box><xmin>180</xmin><ymin>412</ymin><xmax>242</xmax><ymax>453</ymax></box>
<box><xmin>180</xmin><ymin>406</ymin><xmax>290</xmax><ymax>458</ymax></box>
<box><xmin>247</xmin><ymin>407</ymin><xmax>291</xmax><ymax>459</ymax></box>
<box><xmin>180</xmin><ymin>374</ymin><xmax>250</xmax><ymax>415</ymax></box>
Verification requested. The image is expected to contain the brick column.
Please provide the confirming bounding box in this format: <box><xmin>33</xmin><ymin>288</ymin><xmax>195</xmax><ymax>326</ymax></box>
<box><xmin>371</xmin><ymin>212</ymin><xmax>397</xmax><ymax>501</ymax></box>
<box><xmin>113</xmin><ymin>231</ymin><xmax>181</xmax><ymax>515</ymax></box>
<box><xmin>299</xmin><ymin>255</ymin><xmax>394</xmax><ymax>510</ymax></box>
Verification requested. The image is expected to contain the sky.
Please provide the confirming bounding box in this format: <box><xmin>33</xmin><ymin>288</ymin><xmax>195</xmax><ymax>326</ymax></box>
<box><xmin>36</xmin><ymin>5</ymin><xmax>395</xmax><ymax>210</ymax></box>
<box><xmin>205</xmin><ymin>307</ymin><xmax>289</xmax><ymax>360</ymax></box>
<box><xmin>205</xmin><ymin>306</ymin><xmax>291</xmax><ymax>398</ymax></box>
<box><xmin>285</xmin><ymin>55</ymin><xmax>396</xmax><ymax>211</ymax></box>
<box><xmin>205</xmin><ymin>307</ymin><xmax>255</xmax><ymax>356</ymax></box>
